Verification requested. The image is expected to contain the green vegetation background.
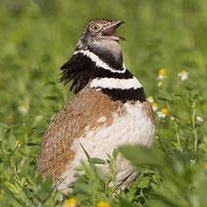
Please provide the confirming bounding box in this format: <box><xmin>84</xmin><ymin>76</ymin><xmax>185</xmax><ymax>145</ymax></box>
<box><xmin>0</xmin><ymin>0</ymin><xmax>207</xmax><ymax>206</ymax></box>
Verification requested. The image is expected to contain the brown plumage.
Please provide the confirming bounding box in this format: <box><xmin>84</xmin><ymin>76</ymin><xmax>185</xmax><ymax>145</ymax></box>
<box><xmin>38</xmin><ymin>86</ymin><xmax>124</xmax><ymax>179</ymax></box>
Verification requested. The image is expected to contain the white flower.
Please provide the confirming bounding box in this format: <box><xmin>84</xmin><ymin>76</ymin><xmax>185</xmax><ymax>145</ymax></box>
<box><xmin>147</xmin><ymin>96</ymin><xmax>158</xmax><ymax>111</ymax></box>
<box><xmin>34</xmin><ymin>115</ymin><xmax>43</xmax><ymax>122</ymax></box>
<box><xmin>157</xmin><ymin>68</ymin><xmax>167</xmax><ymax>80</ymax></box>
<box><xmin>147</xmin><ymin>96</ymin><xmax>155</xmax><ymax>103</ymax></box>
<box><xmin>16</xmin><ymin>140</ymin><xmax>21</xmax><ymax>148</ymax></box>
<box><xmin>178</xmin><ymin>70</ymin><xmax>189</xmax><ymax>81</ymax></box>
<box><xmin>157</xmin><ymin>81</ymin><xmax>162</xmax><ymax>87</ymax></box>
<box><xmin>18</xmin><ymin>105</ymin><xmax>28</xmax><ymax>114</ymax></box>
<box><xmin>196</xmin><ymin>116</ymin><xmax>204</xmax><ymax>122</ymax></box>
<box><xmin>157</xmin><ymin>108</ymin><xmax>169</xmax><ymax>118</ymax></box>
<box><xmin>151</xmin><ymin>102</ymin><xmax>158</xmax><ymax>111</ymax></box>
<box><xmin>190</xmin><ymin>159</ymin><xmax>196</xmax><ymax>164</ymax></box>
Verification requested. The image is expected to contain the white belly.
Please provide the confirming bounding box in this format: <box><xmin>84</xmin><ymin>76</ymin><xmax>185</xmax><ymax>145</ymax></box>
<box><xmin>57</xmin><ymin>102</ymin><xmax>155</xmax><ymax>191</ymax></box>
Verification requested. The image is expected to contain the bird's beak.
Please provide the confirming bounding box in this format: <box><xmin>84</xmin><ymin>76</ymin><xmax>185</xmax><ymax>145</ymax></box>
<box><xmin>102</xmin><ymin>20</ymin><xmax>125</xmax><ymax>41</ymax></box>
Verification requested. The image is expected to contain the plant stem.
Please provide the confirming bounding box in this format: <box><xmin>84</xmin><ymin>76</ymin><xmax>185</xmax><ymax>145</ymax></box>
<box><xmin>192</xmin><ymin>102</ymin><xmax>198</xmax><ymax>154</ymax></box>
<box><xmin>174</xmin><ymin>121</ymin><xmax>183</xmax><ymax>151</ymax></box>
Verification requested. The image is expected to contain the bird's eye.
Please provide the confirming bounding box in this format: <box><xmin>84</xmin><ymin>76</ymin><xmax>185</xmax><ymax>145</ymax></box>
<box><xmin>89</xmin><ymin>24</ymin><xmax>101</xmax><ymax>32</ymax></box>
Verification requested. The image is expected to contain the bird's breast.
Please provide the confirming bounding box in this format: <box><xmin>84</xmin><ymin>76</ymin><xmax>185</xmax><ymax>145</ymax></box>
<box><xmin>57</xmin><ymin>101</ymin><xmax>154</xmax><ymax>192</ymax></box>
<box><xmin>75</xmin><ymin>101</ymin><xmax>155</xmax><ymax>154</ymax></box>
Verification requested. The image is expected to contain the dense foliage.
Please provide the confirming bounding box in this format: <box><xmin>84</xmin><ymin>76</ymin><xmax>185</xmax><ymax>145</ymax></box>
<box><xmin>0</xmin><ymin>0</ymin><xmax>207</xmax><ymax>206</ymax></box>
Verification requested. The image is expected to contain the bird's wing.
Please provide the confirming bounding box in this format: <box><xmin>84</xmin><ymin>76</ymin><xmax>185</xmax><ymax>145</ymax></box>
<box><xmin>38</xmin><ymin>87</ymin><xmax>122</xmax><ymax>179</ymax></box>
<box><xmin>60</xmin><ymin>53</ymin><xmax>95</xmax><ymax>94</ymax></box>
<box><xmin>142</xmin><ymin>101</ymin><xmax>154</xmax><ymax>122</ymax></box>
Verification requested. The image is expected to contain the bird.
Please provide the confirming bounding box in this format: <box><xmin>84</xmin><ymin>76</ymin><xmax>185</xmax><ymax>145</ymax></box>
<box><xmin>38</xmin><ymin>18</ymin><xmax>155</xmax><ymax>193</ymax></box>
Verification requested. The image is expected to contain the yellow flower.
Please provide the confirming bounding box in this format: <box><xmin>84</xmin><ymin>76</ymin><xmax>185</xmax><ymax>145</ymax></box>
<box><xmin>157</xmin><ymin>108</ymin><xmax>169</xmax><ymax>118</ymax></box>
<box><xmin>63</xmin><ymin>198</ymin><xmax>77</xmax><ymax>207</ymax></box>
<box><xmin>203</xmin><ymin>162</ymin><xmax>207</xmax><ymax>169</ymax></box>
<box><xmin>161</xmin><ymin>108</ymin><xmax>169</xmax><ymax>115</ymax></box>
<box><xmin>151</xmin><ymin>102</ymin><xmax>158</xmax><ymax>112</ymax></box>
<box><xmin>97</xmin><ymin>201</ymin><xmax>110</xmax><ymax>207</ymax></box>
<box><xmin>158</xmin><ymin>68</ymin><xmax>167</xmax><ymax>80</ymax></box>
<box><xmin>159</xmin><ymin>68</ymin><xmax>167</xmax><ymax>76</ymax></box>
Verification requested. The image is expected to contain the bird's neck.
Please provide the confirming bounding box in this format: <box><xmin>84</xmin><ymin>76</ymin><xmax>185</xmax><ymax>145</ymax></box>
<box><xmin>60</xmin><ymin>47</ymin><xmax>146</xmax><ymax>103</ymax></box>
<box><xmin>88</xmin><ymin>40</ymin><xmax>123</xmax><ymax>71</ymax></box>
<box><xmin>76</xmin><ymin>49</ymin><xmax>146</xmax><ymax>103</ymax></box>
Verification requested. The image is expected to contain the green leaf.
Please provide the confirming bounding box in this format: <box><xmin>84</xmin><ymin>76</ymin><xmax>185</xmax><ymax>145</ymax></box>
<box><xmin>90</xmin><ymin>157</ymin><xmax>106</xmax><ymax>165</ymax></box>
<box><xmin>119</xmin><ymin>145</ymin><xmax>163</xmax><ymax>168</ymax></box>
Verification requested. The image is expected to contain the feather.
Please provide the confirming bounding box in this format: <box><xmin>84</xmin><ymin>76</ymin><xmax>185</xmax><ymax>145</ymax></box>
<box><xmin>60</xmin><ymin>53</ymin><xmax>95</xmax><ymax>93</ymax></box>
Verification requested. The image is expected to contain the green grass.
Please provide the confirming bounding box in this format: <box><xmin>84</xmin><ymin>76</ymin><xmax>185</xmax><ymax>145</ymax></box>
<box><xmin>0</xmin><ymin>0</ymin><xmax>207</xmax><ymax>206</ymax></box>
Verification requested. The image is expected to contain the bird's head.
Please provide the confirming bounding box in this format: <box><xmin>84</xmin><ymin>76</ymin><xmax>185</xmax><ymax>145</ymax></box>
<box><xmin>77</xmin><ymin>19</ymin><xmax>124</xmax><ymax>60</ymax></box>
<box><xmin>61</xmin><ymin>19</ymin><xmax>125</xmax><ymax>93</ymax></box>
<box><xmin>81</xmin><ymin>19</ymin><xmax>124</xmax><ymax>43</ymax></box>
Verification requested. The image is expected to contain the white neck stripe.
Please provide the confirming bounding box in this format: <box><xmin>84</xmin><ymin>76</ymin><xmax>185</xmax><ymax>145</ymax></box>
<box><xmin>74</xmin><ymin>50</ymin><xmax>126</xmax><ymax>74</ymax></box>
<box><xmin>90</xmin><ymin>77</ymin><xmax>143</xmax><ymax>90</ymax></box>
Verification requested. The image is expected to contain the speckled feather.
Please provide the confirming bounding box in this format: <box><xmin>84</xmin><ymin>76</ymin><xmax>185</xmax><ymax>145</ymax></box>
<box><xmin>38</xmin><ymin>87</ymin><xmax>154</xmax><ymax>185</ymax></box>
<box><xmin>38</xmin><ymin>86</ymin><xmax>123</xmax><ymax>179</ymax></box>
